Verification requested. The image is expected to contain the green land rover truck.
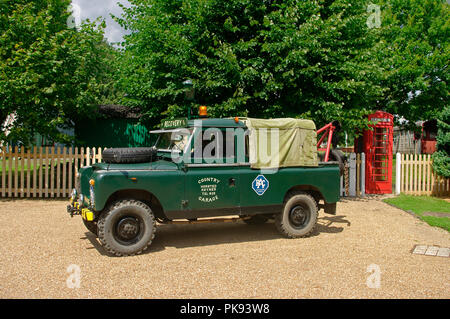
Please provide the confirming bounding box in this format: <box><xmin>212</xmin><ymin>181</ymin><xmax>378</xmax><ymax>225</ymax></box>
<box><xmin>67</xmin><ymin>115</ymin><xmax>342</xmax><ymax>256</ymax></box>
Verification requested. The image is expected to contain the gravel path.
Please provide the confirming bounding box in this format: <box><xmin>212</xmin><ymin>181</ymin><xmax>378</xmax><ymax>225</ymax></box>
<box><xmin>0</xmin><ymin>198</ymin><xmax>448</xmax><ymax>299</ymax></box>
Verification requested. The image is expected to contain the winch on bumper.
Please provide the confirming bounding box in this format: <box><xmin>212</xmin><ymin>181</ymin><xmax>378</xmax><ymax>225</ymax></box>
<box><xmin>67</xmin><ymin>189</ymin><xmax>95</xmax><ymax>222</ymax></box>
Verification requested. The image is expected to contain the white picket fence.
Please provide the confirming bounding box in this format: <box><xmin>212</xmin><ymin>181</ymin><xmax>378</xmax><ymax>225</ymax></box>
<box><xmin>0</xmin><ymin>146</ymin><xmax>104</xmax><ymax>198</ymax></box>
<box><xmin>395</xmin><ymin>153</ymin><xmax>449</xmax><ymax>196</ymax></box>
<box><xmin>338</xmin><ymin>152</ymin><xmax>449</xmax><ymax>198</ymax></box>
<box><xmin>3</xmin><ymin>147</ymin><xmax>446</xmax><ymax>199</ymax></box>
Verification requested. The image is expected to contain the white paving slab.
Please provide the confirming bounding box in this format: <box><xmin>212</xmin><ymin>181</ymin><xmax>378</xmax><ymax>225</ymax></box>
<box><xmin>436</xmin><ymin>247</ymin><xmax>450</xmax><ymax>258</ymax></box>
<box><xmin>412</xmin><ymin>245</ymin><xmax>449</xmax><ymax>257</ymax></box>
<box><xmin>412</xmin><ymin>245</ymin><xmax>428</xmax><ymax>255</ymax></box>
<box><xmin>425</xmin><ymin>246</ymin><xmax>440</xmax><ymax>256</ymax></box>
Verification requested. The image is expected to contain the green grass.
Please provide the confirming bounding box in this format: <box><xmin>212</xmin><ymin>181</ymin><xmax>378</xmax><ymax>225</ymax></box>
<box><xmin>0</xmin><ymin>163</ymin><xmax>38</xmax><ymax>172</ymax></box>
<box><xmin>383</xmin><ymin>194</ymin><xmax>450</xmax><ymax>232</ymax></box>
<box><xmin>0</xmin><ymin>160</ymin><xmax>39</xmax><ymax>176</ymax></box>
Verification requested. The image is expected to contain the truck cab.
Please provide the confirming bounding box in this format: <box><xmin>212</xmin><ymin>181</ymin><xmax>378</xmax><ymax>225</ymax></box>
<box><xmin>68</xmin><ymin>115</ymin><xmax>341</xmax><ymax>256</ymax></box>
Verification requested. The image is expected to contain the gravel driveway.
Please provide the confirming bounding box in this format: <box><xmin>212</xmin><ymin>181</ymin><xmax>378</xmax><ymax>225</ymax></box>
<box><xmin>0</xmin><ymin>198</ymin><xmax>448</xmax><ymax>299</ymax></box>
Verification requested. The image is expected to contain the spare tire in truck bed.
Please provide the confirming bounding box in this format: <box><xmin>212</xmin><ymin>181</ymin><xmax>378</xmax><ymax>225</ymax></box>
<box><xmin>102</xmin><ymin>147</ymin><xmax>156</xmax><ymax>164</ymax></box>
<box><xmin>329</xmin><ymin>149</ymin><xmax>345</xmax><ymax>177</ymax></box>
<box><xmin>319</xmin><ymin>149</ymin><xmax>346</xmax><ymax>176</ymax></box>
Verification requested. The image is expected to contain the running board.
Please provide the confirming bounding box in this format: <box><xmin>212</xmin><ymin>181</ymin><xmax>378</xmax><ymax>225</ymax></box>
<box><xmin>162</xmin><ymin>216</ymin><xmax>250</xmax><ymax>225</ymax></box>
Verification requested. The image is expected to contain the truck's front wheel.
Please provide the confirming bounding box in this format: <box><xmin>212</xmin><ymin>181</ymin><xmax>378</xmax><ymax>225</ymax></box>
<box><xmin>97</xmin><ymin>200</ymin><xmax>156</xmax><ymax>256</ymax></box>
<box><xmin>275</xmin><ymin>192</ymin><xmax>318</xmax><ymax>238</ymax></box>
<box><xmin>82</xmin><ymin>219</ymin><xmax>98</xmax><ymax>237</ymax></box>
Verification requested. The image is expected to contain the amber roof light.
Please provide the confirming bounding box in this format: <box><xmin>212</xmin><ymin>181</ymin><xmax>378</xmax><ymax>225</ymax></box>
<box><xmin>199</xmin><ymin>105</ymin><xmax>208</xmax><ymax>117</ymax></box>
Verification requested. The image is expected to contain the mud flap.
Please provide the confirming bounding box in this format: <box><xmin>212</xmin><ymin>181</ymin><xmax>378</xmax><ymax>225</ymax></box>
<box><xmin>324</xmin><ymin>202</ymin><xmax>337</xmax><ymax>215</ymax></box>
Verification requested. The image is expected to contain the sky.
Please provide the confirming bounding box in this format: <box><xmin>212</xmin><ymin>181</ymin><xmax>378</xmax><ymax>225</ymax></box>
<box><xmin>71</xmin><ymin>0</ymin><xmax>132</xmax><ymax>44</ymax></box>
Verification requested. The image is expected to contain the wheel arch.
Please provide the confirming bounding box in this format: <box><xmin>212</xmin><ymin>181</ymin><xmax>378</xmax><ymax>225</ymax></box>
<box><xmin>284</xmin><ymin>185</ymin><xmax>324</xmax><ymax>205</ymax></box>
<box><xmin>102</xmin><ymin>189</ymin><xmax>166</xmax><ymax>220</ymax></box>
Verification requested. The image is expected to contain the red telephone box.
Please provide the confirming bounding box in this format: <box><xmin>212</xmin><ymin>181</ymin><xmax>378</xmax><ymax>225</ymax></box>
<box><xmin>359</xmin><ymin>111</ymin><xmax>394</xmax><ymax>194</ymax></box>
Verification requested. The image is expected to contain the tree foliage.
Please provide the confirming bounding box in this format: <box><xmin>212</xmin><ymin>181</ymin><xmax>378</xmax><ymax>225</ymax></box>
<box><xmin>432</xmin><ymin>105</ymin><xmax>450</xmax><ymax>177</ymax></box>
<box><xmin>117</xmin><ymin>0</ymin><xmax>385</xmax><ymax>131</ymax></box>
<box><xmin>1</xmin><ymin>0</ymin><xmax>448</xmax><ymax>149</ymax></box>
<box><xmin>0</xmin><ymin>0</ymin><xmax>117</xmax><ymax>145</ymax></box>
<box><xmin>377</xmin><ymin>0</ymin><xmax>449</xmax><ymax>127</ymax></box>
<box><xmin>116</xmin><ymin>0</ymin><xmax>449</xmax><ymax>137</ymax></box>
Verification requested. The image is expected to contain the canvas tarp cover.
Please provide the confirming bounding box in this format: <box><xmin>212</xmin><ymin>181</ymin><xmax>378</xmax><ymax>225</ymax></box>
<box><xmin>243</xmin><ymin>118</ymin><xmax>318</xmax><ymax>169</ymax></box>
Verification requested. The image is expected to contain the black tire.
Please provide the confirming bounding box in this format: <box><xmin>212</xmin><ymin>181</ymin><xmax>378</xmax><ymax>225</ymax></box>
<box><xmin>82</xmin><ymin>219</ymin><xmax>98</xmax><ymax>236</ymax></box>
<box><xmin>102</xmin><ymin>147</ymin><xmax>156</xmax><ymax>164</ymax></box>
<box><xmin>329</xmin><ymin>149</ymin><xmax>345</xmax><ymax>176</ymax></box>
<box><xmin>97</xmin><ymin>199</ymin><xmax>156</xmax><ymax>257</ymax></box>
<box><xmin>319</xmin><ymin>149</ymin><xmax>345</xmax><ymax>176</ymax></box>
<box><xmin>243</xmin><ymin>214</ymin><xmax>271</xmax><ymax>225</ymax></box>
<box><xmin>275</xmin><ymin>192</ymin><xmax>318</xmax><ymax>238</ymax></box>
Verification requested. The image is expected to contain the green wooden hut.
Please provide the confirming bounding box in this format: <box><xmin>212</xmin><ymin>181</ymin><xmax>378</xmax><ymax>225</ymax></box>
<box><xmin>75</xmin><ymin>105</ymin><xmax>156</xmax><ymax>148</ymax></box>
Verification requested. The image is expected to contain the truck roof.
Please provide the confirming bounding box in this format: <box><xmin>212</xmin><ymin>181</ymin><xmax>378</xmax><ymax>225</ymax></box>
<box><xmin>187</xmin><ymin>118</ymin><xmax>246</xmax><ymax>128</ymax></box>
<box><xmin>158</xmin><ymin>117</ymin><xmax>316</xmax><ymax>131</ymax></box>
<box><xmin>155</xmin><ymin>116</ymin><xmax>319</xmax><ymax>169</ymax></box>
<box><xmin>187</xmin><ymin>117</ymin><xmax>316</xmax><ymax>130</ymax></box>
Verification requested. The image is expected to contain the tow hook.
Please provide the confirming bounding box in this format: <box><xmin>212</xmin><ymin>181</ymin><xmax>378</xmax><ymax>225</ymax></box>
<box><xmin>67</xmin><ymin>204</ymin><xmax>81</xmax><ymax>218</ymax></box>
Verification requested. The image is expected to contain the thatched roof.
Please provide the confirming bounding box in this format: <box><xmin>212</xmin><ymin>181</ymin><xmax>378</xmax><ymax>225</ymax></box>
<box><xmin>97</xmin><ymin>105</ymin><xmax>142</xmax><ymax>119</ymax></box>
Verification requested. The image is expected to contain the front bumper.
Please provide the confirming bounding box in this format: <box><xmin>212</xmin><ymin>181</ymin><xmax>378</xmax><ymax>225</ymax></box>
<box><xmin>67</xmin><ymin>191</ymin><xmax>95</xmax><ymax>222</ymax></box>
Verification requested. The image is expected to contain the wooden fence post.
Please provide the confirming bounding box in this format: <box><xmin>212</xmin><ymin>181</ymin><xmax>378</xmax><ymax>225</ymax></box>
<box><xmin>356</xmin><ymin>153</ymin><xmax>360</xmax><ymax>196</ymax></box>
<box><xmin>402</xmin><ymin>153</ymin><xmax>406</xmax><ymax>194</ymax></box>
<box><xmin>68</xmin><ymin>147</ymin><xmax>73</xmax><ymax>196</ymax></box>
<box><xmin>348</xmin><ymin>153</ymin><xmax>356</xmax><ymax>197</ymax></box>
<box><xmin>62</xmin><ymin>146</ymin><xmax>67</xmax><ymax>197</ymax></box>
<box><xmin>26</xmin><ymin>147</ymin><xmax>31</xmax><ymax>197</ymax></box>
<box><xmin>395</xmin><ymin>153</ymin><xmax>401</xmax><ymax>195</ymax></box>
<box><xmin>32</xmin><ymin>146</ymin><xmax>36</xmax><ymax>198</ymax></box>
<box><xmin>14</xmin><ymin>146</ymin><xmax>18</xmax><ymax>197</ymax></box>
<box><xmin>19</xmin><ymin>146</ymin><xmax>24</xmax><ymax>197</ymax></box>
<box><xmin>56</xmin><ymin>146</ymin><xmax>61</xmax><ymax>198</ymax></box>
<box><xmin>1</xmin><ymin>147</ymin><xmax>5</xmax><ymax>197</ymax></box>
<box><xmin>361</xmin><ymin>153</ymin><xmax>365</xmax><ymax>197</ymax></box>
<box><xmin>8</xmin><ymin>146</ymin><xmax>12</xmax><ymax>197</ymax></box>
<box><xmin>86</xmin><ymin>147</ymin><xmax>90</xmax><ymax>167</ymax></box>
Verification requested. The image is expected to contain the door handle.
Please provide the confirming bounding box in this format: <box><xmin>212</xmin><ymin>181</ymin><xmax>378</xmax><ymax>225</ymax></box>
<box><xmin>229</xmin><ymin>178</ymin><xmax>236</xmax><ymax>187</ymax></box>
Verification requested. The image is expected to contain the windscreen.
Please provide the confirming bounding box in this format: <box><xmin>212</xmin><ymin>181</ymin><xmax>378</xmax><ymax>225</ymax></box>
<box><xmin>153</xmin><ymin>129</ymin><xmax>192</xmax><ymax>152</ymax></box>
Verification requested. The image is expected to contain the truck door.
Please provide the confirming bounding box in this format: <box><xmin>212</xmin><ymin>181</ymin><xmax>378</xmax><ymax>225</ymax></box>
<box><xmin>184</xmin><ymin>127</ymin><xmax>240</xmax><ymax>217</ymax></box>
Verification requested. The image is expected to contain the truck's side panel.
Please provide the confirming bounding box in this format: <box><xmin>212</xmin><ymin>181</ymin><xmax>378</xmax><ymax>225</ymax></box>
<box><xmin>238</xmin><ymin>165</ymin><xmax>340</xmax><ymax>210</ymax></box>
<box><xmin>92</xmin><ymin>169</ymin><xmax>185</xmax><ymax>213</ymax></box>
<box><xmin>90</xmin><ymin>163</ymin><xmax>339</xmax><ymax>219</ymax></box>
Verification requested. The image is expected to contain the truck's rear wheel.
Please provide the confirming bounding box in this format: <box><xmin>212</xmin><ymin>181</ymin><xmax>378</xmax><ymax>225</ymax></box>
<box><xmin>275</xmin><ymin>192</ymin><xmax>318</xmax><ymax>238</ymax></box>
<box><xmin>97</xmin><ymin>200</ymin><xmax>156</xmax><ymax>257</ymax></box>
